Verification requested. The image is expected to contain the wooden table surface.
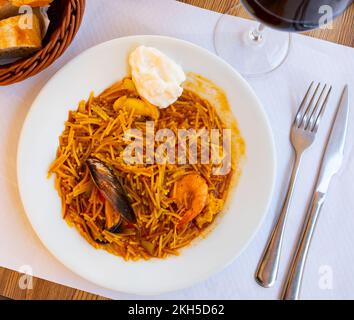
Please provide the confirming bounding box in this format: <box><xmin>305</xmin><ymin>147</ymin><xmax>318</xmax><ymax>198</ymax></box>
<box><xmin>1</xmin><ymin>0</ymin><xmax>353</xmax><ymax>300</ymax></box>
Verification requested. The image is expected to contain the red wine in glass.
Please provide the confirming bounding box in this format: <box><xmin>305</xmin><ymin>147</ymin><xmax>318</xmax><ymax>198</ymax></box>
<box><xmin>241</xmin><ymin>0</ymin><xmax>353</xmax><ymax>32</ymax></box>
<box><xmin>214</xmin><ymin>0</ymin><xmax>352</xmax><ymax>75</ymax></box>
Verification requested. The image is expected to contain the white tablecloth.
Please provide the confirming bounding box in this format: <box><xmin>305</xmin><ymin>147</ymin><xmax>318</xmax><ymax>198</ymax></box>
<box><xmin>0</xmin><ymin>0</ymin><xmax>353</xmax><ymax>300</ymax></box>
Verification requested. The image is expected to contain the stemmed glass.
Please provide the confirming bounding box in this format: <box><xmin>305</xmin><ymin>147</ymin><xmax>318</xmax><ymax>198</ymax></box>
<box><xmin>214</xmin><ymin>0</ymin><xmax>353</xmax><ymax>77</ymax></box>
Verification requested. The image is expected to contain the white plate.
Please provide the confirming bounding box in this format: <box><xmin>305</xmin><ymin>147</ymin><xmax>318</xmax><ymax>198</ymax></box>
<box><xmin>17</xmin><ymin>35</ymin><xmax>276</xmax><ymax>295</ymax></box>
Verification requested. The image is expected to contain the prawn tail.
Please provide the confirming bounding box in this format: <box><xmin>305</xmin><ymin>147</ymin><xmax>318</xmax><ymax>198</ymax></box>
<box><xmin>177</xmin><ymin>209</ymin><xmax>197</xmax><ymax>229</ymax></box>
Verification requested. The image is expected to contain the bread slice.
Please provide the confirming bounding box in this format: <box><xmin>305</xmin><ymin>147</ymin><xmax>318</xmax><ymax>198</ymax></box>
<box><xmin>0</xmin><ymin>0</ymin><xmax>19</xmax><ymax>20</ymax></box>
<box><xmin>0</xmin><ymin>13</ymin><xmax>42</xmax><ymax>60</ymax></box>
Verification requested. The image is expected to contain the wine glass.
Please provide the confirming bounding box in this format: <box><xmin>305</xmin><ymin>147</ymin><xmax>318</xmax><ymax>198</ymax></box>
<box><xmin>214</xmin><ymin>0</ymin><xmax>353</xmax><ymax>77</ymax></box>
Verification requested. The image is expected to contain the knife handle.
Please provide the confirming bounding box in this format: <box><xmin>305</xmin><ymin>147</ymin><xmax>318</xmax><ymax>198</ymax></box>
<box><xmin>281</xmin><ymin>192</ymin><xmax>326</xmax><ymax>300</ymax></box>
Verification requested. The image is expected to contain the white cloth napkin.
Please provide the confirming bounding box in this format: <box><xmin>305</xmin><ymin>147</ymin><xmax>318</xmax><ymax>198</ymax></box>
<box><xmin>0</xmin><ymin>0</ymin><xmax>353</xmax><ymax>300</ymax></box>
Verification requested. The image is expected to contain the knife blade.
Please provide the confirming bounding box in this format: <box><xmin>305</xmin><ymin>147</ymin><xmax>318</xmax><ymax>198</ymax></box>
<box><xmin>316</xmin><ymin>85</ymin><xmax>349</xmax><ymax>194</ymax></box>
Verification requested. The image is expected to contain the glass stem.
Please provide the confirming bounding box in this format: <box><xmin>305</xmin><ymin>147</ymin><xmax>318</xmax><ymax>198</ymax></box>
<box><xmin>249</xmin><ymin>23</ymin><xmax>265</xmax><ymax>43</ymax></box>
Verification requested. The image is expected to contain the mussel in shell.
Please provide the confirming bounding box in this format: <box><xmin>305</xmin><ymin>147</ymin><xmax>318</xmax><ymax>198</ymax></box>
<box><xmin>86</xmin><ymin>158</ymin><xmax>136</xmax><ymax>233</ymax></box>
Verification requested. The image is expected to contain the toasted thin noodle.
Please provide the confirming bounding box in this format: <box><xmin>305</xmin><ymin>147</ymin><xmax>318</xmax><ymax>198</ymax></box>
<box><xmin>49</xmin><ymin>77</ymin><xmax>245</xmax><ymax>260</ymax></box>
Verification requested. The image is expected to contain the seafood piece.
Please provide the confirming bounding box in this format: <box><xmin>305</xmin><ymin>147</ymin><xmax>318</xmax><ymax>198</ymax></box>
<box><xmin>175</xmin><ymin>174</ymin><xmax>208</xmax><ymax>228</ymax></box>
<box><xmin>99</xmin><ymin>78</ymin><xmax>138</xmax><ymax>101</ymax></box>
<box><xmin>87</xmin><ymin>158</ymin><xmax>136</xmax><ymax>232</ymax></box>
<box><xmin>120</xmin><ymin>78</ymin><xmax>138</xmax><ymax>93</ymax></box>
<box><xmin>141</xmin><ymin>240</ymin><xmax>155</xmax><ymax>256</ymax></box>
<box><xmin>104</xmin><ymin>200</ymin><xmax>122</xmax><ymax>233</ymax></box>
<box><xmin>195</xmin><ymin>194</ymin><xmax>224</xmax><ymax>229</ymax></box>
<box><xmin>113</xmin><ymin>96</ymin><xmax>159</xmax><ymax>120</ymax></box>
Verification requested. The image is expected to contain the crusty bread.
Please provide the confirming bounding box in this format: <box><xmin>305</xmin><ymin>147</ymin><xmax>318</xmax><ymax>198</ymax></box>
<box><xmin>0</xmin><ymin>0</ymin><xmax>53</xmax><ymax>20</ymax></box>
<box><xmin>11</xmin><ymin>0</ymin><xmax>53</xmax><ymax>7</ymax></box>
<box><xmin>0</xmin><ymin>13</ymin><xmax>42</xmax><ymax>59</ymax></box>
<box><xmin>0</xmin><ymin>0</ymin><xmax>19</xmax><ymax>20</ymax></box>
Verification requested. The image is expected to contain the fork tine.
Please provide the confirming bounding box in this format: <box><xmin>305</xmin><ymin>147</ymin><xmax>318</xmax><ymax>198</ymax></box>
<box><xmin>306</xmin><ymin>84</ymin><xmax>328</xmax><ymax>130</ymax></box>
<box><xmin>300</xmin><ymin>83</ymin><xmax>321</xmax><ymax>128</ymax></box>
<box><xmin>295</xmin><ymin>82</ymin><xmax>314</xmax><ymax>126</ymax></box>
<box><xmin>312</xmin><ymin>85</ymin><xmax>332</xmax><ymax>132</ymax></box>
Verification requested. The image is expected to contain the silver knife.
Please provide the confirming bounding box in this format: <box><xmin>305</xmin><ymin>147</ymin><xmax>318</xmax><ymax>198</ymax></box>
<box><xmin>281</xmin><ymin>85</ymin><xmax>349</xmax><ymax>300</ymax></box>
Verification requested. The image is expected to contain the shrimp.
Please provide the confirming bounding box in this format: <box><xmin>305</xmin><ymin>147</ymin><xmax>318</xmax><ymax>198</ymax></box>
<box><xmin>174</xmin><ymin>174</ymin><xmax>208</xmax><ymax>228</ymax></box>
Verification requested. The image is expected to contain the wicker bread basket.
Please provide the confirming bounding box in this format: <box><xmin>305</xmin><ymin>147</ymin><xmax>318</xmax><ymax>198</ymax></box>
<box><xmin>0</xmin><ymin>0</ymin><xmax>85</xmax><ymax>86</ymax></box>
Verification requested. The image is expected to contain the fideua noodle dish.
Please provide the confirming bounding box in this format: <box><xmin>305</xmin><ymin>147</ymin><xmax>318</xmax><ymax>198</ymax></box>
<box><xmin>48</xmin><ymin>46</ymin><xmax>245</xmax><ymax>261</ymax></box>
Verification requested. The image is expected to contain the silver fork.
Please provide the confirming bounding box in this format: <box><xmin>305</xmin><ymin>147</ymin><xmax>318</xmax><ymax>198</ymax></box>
<box><xmin>255</xmin><ymin>82</ymin><xmax>332</xmax><ymax>288</ymax></box>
